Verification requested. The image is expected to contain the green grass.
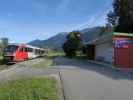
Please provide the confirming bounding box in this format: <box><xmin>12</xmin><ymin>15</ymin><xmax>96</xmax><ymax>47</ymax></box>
<box><xmin>73</xmin><ymin>51</ymin><xmax>88</xmax><ymax>60</ymax></box>
<box><xmin>47</xmin><ymin>51</ymin><xmax>65</xmax><ymax>58</ymax></box>
<box><xmin>62</xmin><ymin>51</ymin><xmax>88</xmax><ymax>60</ymax></box>
<box><xmin>74</xmin><ymin>55</ymin><xmax>88</xmax><ymax>60</ymax></box>
<box><xmin>0</xmin><ymin>77</ymin><xmax>59</xmax><ymax>100</ymax></box>
<box><xmin>32</xmin><ymin>58</ymin><xmax>54</xmax><ymax>68</ymax></box>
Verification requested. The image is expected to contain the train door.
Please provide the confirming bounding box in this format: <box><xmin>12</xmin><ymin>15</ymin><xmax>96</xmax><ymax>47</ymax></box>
<box><xmin>15</xmin><ymin>46</ymin><xmax>28</xmax><ymax>61</ymax></box>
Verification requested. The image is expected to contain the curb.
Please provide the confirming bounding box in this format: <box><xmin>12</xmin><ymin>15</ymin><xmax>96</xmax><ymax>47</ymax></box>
<box><xmin>53</xmin><ymin>73</ymin><xmax>65</xmax><ymax>100</ymax></box>
<box><xmin>87</xmin><ymin>60</ymin><xmax>116</xmax><ymax>69</ymax></box>
<box><xmin>58</xmin><ymin>71</ymin><xmax>66</xmax><ymax>100</ymax></box>
<box><xmin>87</xmin><ymin>60</ymin><xmax>121</xmax><ymax>71</ymax></box>
<box><xmin>54</xmin><ymin>57</ymin><xmax>66</xmax><ymax>100</ymax></box>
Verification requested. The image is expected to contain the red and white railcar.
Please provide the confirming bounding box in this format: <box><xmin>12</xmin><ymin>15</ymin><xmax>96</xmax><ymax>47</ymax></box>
<box><xmin>3</xmin><ymin>44</ymin><xmax>45</xmax><ymax>62</ymax></box>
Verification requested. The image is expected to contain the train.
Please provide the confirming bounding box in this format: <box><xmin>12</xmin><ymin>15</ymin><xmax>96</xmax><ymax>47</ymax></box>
<box><xmin>3</xmin><ymin>44</ymin><xmax>46</xmax><ymax>63</ymax></box>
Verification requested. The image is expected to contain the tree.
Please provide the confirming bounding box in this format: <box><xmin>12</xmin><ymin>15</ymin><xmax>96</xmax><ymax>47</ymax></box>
<box><xmin>1</xmin><ymin>38</ymin><xmax>8</xmax><ymax>48</ymax></box>
<box><xmin>107</xmin><ymin>0</ymin><xmax>133</xmax><ymax>33</ymax></box>
<box><xmin>107</xmin><ymin>11</ymin><xmax>118</xmax><ymax>27</ymax></box>
<box><xmin>0</xmin><ymin>38</ymin><xmax>8</xmax><ymax>56</ymax></box>
<box><xmin>62</xmin><ymin>31</ymin><xmax>82</xmax><ymax>58</ymax></box>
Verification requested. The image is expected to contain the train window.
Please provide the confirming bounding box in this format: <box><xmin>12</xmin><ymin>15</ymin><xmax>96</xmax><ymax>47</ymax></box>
<box><xmin>29</xmin><ymin>48</ymin><xmax>33</xmax><ymax>52</ymax></box>
<box><xmin>4</xmin><ymin>45</ymin><xmax>18</xmax><ymax>53</ymax></box>
<box><xmin>23</xmin><ymin>48</ymin><xmax>33</xmax><ymax>52</ymax></box>
<box><xmin>20</xmin><ymin>48</ymin><xmax>24</xmax><ymax>52</ymax></box>
<box><xmin>35</xmin><ymin>49</ymin><xmax>38</xmax><ymax>54</ymax></box>
<box><xmin>41</xmin><ymin>50</ymin><xmax>44</xmax><ymax>54</ymax></box>
<box><xmin>35</xmin><ymin>49</ymin><xmax>40</xmax><ymax>54</ymax></box>
<box><xmin>20</xmin><ymin>47</ymin><xmax>33</xmax><ymax>52</ymax></box>
<box><xmin>26</xmin><ymin>48</ymin><xmax>33</xmax><ymax>52</ymax></box>
<box><xmin>24</xmin><ymin>48</ymin><xmax>28</xmax><ymax>52</ymax></box>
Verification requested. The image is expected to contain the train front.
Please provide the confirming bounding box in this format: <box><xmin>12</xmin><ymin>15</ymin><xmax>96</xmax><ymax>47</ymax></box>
<box><xmin>3</xmin><ymin>45</ymin><xmax>18</xmax><ymax>63</ymax></box>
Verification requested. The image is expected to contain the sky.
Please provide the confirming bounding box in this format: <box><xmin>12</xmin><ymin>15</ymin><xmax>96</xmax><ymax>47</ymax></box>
<box><xmin>0</xmin><ymin>0</ymin><xmax>113</xmax><ymax>43</ymax></box>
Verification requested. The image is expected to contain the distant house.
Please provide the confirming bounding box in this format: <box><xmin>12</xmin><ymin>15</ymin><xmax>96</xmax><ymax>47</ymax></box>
<box><xmin>85</xmin><ymin>32</ymin><xmax>133</xmax><ymax>69</ymax></box>
<box><xmin>86</xmin><ymin>32</ymin><xmax>113</xmax><ymax>63</ymax></box>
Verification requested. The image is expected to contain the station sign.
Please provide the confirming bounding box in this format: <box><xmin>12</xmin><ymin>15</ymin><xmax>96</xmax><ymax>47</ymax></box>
<box><xmin>113</xmin><ymin>38</ymin><xmax>133</xmax><ymax>48</ymax></box>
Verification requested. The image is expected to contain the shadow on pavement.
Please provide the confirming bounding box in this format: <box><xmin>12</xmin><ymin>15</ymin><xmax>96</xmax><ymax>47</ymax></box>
<box><xmin>55</xmin><ymin>57</ymin><xmax>133</xmax><ymax>80</ymax></box>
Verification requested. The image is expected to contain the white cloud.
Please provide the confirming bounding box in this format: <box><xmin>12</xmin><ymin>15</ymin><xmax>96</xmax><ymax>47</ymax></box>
<box><xmin>67</xmin><ymin>2</ymin><xmax>113</xmax><ymax>30</ymax></box>
<box><xmin>74</xmin><ymin>15</ymin><xmax>98</xmax><ymax>30</ymax></box>
<box><xmin>61</xmin><ymin>15</ymin><xmax>98</xmax><ymax>31</ymax></box>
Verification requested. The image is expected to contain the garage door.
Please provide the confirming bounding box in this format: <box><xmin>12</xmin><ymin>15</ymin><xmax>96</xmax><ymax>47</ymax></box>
<box><xmin>96</xmin><ymin>43</ymin><xmax>113</xmax><ymax>63</ymax></box>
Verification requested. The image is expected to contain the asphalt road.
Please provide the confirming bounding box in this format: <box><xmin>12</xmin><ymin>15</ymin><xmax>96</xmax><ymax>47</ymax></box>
<box><xmin>0</xmin><ymin>57</ymin><xmax>133</xmax><ymax>100</ymax></box>
<box><xmin>54</xmin><ymin>57</ymin><xmax>133</xmax><ymax>100</ymax></box>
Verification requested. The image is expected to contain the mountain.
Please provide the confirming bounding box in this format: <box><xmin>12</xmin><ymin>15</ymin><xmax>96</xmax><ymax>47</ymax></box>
<box><xmin>28</xmin><ymin>32</ymin><xmax>68</xmax><ymax>49</ymax></box>
<box><xmin>28</xmin><ymin>39</ymin><xmax>42</xmax><ymax>47</ymax></box>
<box><xmin>28</xmin><ymin>27</ymin><xmax>103</xmax><ymax>50</ymax></box>
<box><xmin>80</xmin><ymin>27</ymin><xmax>103</xmax><ymax>42</ymax></box>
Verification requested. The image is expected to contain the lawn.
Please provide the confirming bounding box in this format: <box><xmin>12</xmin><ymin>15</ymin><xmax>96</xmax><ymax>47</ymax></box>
<box><xmin>32</xmin><ymin>58</ymin><xmax>54</xmax><ymax>68</ymax></box>
<box><xmin>47</xmin><ymin>50</ymin><xmax>65</xmax><ymax>58</ymax></box>
<box><xmin>0</xmin><ymin>77</ymin><xmax>59</xmax><ymax>100</ymax></box>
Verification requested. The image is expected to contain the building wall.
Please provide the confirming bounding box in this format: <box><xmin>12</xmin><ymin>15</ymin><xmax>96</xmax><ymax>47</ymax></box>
<box><xmin>114</xmin><ymin>35</ymin><xmax>133</xmax><ymax>68</ymax></box>
<box><xmin>95</xmin><ymin>42</ymin><xmax>113</xmax><ymax>63</ymax></box>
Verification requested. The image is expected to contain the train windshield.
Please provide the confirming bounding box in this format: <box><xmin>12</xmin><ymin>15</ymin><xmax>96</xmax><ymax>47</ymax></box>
<box><xmin>4</xmin><ymin>45</ymin><xmax>18</xmax><ymax>53</ymax></box>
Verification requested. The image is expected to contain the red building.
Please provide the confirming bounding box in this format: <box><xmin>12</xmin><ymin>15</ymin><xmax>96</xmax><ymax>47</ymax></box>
<box><xmin>113</xmin><ymin>33</ymin><xmax>133</xmax><ymax>68</ymax></box>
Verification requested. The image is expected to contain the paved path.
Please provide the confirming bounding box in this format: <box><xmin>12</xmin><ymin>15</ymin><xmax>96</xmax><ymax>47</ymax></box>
<box><xmin>54</xmin><ymin>57</ymin><xmax>133</xmax><ymax>100</ymax></box>
<box><xmin>0</xmin><ymin>58</ymin><xmax>58</xmax><ymax>81</ymax></box>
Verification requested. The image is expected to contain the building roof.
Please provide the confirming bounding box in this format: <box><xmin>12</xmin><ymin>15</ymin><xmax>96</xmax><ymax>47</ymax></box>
<box><xmin>85</xmin><ymin>32</ymin><xmax>133</xmax><ymax>45</ymax></box>
<box><xmin>114</xmin><ymin>32</ymin><xmax>133</xmax><ymax>37</ymax></box>
<box><xmin>86</xmin><ymin>32</ymin><xmax>113</xmax><ymax>45</ymax></box>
